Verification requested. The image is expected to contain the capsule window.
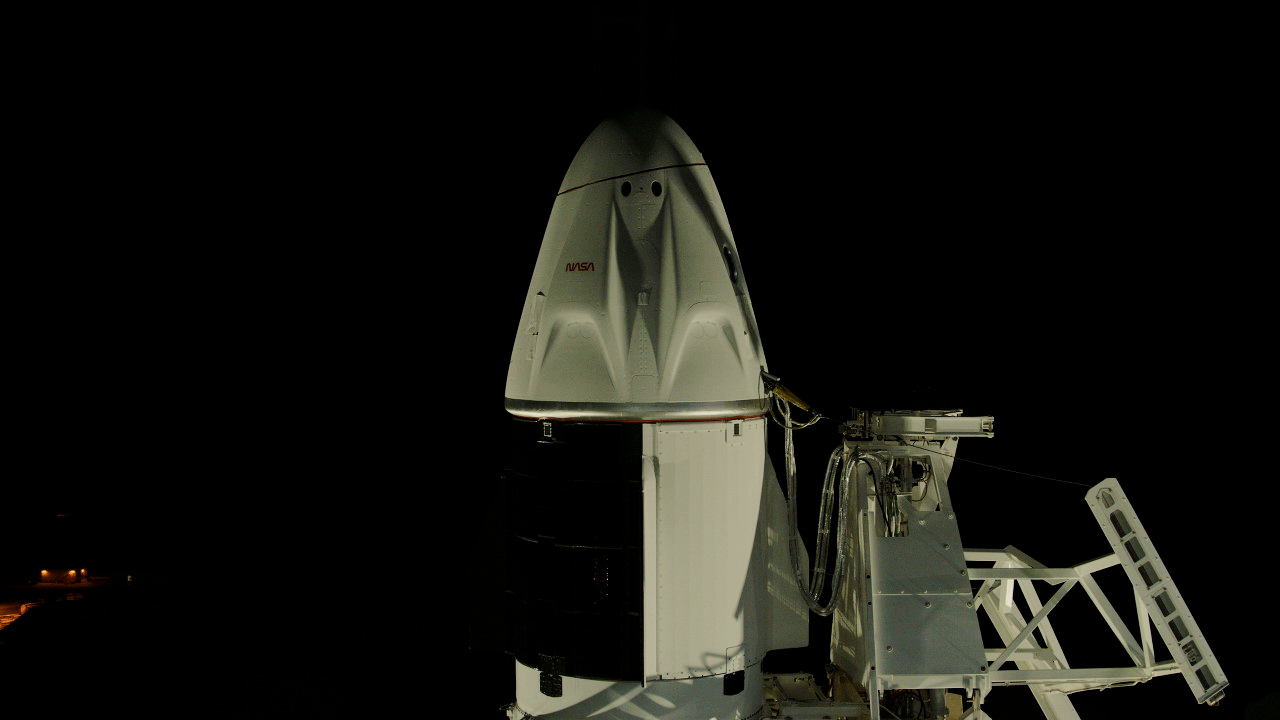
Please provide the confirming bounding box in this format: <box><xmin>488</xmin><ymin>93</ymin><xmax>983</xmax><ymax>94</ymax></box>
<box><xmin>621</xmin><ymin>181</ymin><xmax>632</xmax><ymax>197</ymax></box>
<box><xmin>722</xmin><ymin>246</ymin><xmax>738</xmax><ymax>283</ymax></box>
<box><xmin>651</xmin><ymin>181</ymin><xmax>662</xmax><ymax>196</ymax></box>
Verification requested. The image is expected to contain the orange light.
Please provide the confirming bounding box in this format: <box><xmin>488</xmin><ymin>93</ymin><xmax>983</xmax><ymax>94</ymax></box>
<box><xmin>41</xmin><ymin>570</ymin><xmax>48</xmax><ymax>575</ymax></box>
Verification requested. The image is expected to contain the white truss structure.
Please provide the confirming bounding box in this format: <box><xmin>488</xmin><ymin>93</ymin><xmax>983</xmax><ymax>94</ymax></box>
<box><xmin>777</xmin><ymin>412</ymin><xmax>1227</xmax><ymax>720</ymax></box>
<box><xmin>960</xmin><ymin>479</ymin><xmax>1227</xmax><ymax>719</ymax></box>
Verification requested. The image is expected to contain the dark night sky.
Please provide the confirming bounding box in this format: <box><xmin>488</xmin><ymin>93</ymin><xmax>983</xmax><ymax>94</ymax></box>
<box><xmin>9</xmin><ymin>8</ymin><xmax>1270</xmax><ymax>719</ymax></box>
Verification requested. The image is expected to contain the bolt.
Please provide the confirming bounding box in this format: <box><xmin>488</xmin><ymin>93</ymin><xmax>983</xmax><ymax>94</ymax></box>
<box><xmin>924</xmin><ymin>601</ymin><xmax>932</xmax><ymax>608</ymax></box>
<box><xmin>943</xmin><ymin>543</ymin><xmax>951</xmax><ymax>550</ymax></box>
<box><xmin>966</xmin><ymin>600</ymin><xmax>974</xmax><ymax>608</ymax></box>
<box><xmin>919</xmin><ymin>519</ymin><xmax>927</xmax><ymax>526</ymax></box>
<box><xmin>886</xmin><ymin>646</ymin><xmax>894</xmax><ymax>653</ymax></box>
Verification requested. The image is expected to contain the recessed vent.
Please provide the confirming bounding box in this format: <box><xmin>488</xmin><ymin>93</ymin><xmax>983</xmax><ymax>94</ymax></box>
<box><xmin>1196</xmin><ymin>666</ymin><xmax>1216</xmax><ymax>692</ymax></box>
<box><xmin>1137</xmin><ymin>562</ymin><xmax>1160</xmax><ymax>588</ymax></box>
<box><xmin>1124</xmin><ymin>537</ymin><xmax>1145</xmax><ymax>563</ymax></box>
<box><xmin>1110</xmin><ymin>510</ymin><xmax>1133</xmax><ymax>538</ymax></box>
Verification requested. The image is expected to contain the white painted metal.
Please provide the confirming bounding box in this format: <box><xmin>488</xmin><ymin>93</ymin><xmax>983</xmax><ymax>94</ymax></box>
<box><xmin>760</xmin><ymin>456</ymin><xmax>813</xmax><ymax>654</ymax></box>
<box><xmin>876</xmin><ymin>464</ymin><xmax>985</xmax><ymax>707</ymax></box>
<box><xmin>818</xmin><ymin>418</ymin><xmax>1229</xmax><ymax>720</ymax></box>
<box><xmin>966</xmin><ymin>525</ymin><xmax>1220</xmax><ymax>718</ymax></box>
<box><xmin>868</xmin><ymin>482</ymin><xmax>987</xmax><ymax>690</ymax></box>
<box><xmin>505</xmin><ymin>110</ymin><xmax>769</xmax><ymax>421</ymax></box>
<box><xmin>511</xmin><ymin>659</ymin><xmax>766</xmax><ymax>720</ymax></box>
<box><xmin>646</xmin><ymin>418</ymin><xmax>806</xmax><ymax>682</ymax></box>
<box><xmin>505</xmin><ymin>112</ymin><xmax>805</xmax><ymax>720</ymax></box>
<box><xmin>967</xmin><ymin>550</ymin><xmax>1083</xmax><ymax>720</ymax></box>
<box><xmin>873</xmin><ymin>413</ymin><xmax>994</xmax><ymax>438</ymax></box>
<box><xmin>1087</xmin><ymin>478</ymin><xmax>1228</xmax><ymax>705</ymax></box>
<box><xmin>828</xmin><ymin>425</ymin><xmax>993</xmax><ymax>720</ymax></box>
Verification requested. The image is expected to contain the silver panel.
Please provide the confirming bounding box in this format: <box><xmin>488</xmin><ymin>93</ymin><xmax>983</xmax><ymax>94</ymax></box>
<box><xmin>872</xmin><ymin>512</ymin><xmax>971</xmax><ymax>596</ymax></box>
<box><xmin>506</xmin><ymin>397</ymin><xmax>769</xmax><ymax>420</ymax></box>
<box><xmin>868</xmin><ymin>485</ymin><xmax>986</xmax><ymax>689</ymax></box>
<box><xmin>873</xmin><ymin>595</ymin><xmax>989</xmax><ymax>681</ymax></box>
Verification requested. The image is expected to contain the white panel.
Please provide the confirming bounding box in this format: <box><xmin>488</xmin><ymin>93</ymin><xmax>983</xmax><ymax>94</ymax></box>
<box><xmin>867</xmin><ymin>466</ymin><xmax>987</xmax><ymax>691</ymax></box>
<box><xmin>870</xmin><ymin>510</ymin><xmax>986</xmax><ymax>682</ymax></box>
<box><xmin>513</xmin><ymin>660</ymin><xmax>766</xmax><ymax>720</ymax></box>
<box><xmin>650</xmin><ymin>419</ymin><xmax>766</xmax><ymax>679</ymax></box>
<box><xmin>643</xmin><ymin>424</ymin><xmax>659</xmax><ymax>684</ymax></box>
<box><xmin>873</xmin><ymin>596</ymin><xmax>988</xmax><ymax>684</ymax></box>
<box><xmin>760</xmin><ymin>458</ymin><xmax>810</xmax><ymax>651</ymax></box>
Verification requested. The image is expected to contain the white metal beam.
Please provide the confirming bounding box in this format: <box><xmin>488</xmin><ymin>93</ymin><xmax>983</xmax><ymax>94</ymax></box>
<box><xmin>987</xmin><ymin>580</ymin><xmax>1077</xmax><ymax>670</ymax></box>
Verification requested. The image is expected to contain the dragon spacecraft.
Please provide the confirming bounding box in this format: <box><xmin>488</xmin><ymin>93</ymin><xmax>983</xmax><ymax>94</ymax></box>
<box><xmin>493</xmin><ymin>111</ymin><xmax>1227</xmax><ymax>720</ymax></box>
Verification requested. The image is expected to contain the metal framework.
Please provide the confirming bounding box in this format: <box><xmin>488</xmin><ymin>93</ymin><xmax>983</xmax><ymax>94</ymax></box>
<box><xmin>770</xmin><ymin>412</ymin><xmax>1228</xmax><ymax>720</ymax></box>
<box><xmin>960</xmin><ymin>479</ymin><xmax>1226</xmax><ymax>718</ymax></box>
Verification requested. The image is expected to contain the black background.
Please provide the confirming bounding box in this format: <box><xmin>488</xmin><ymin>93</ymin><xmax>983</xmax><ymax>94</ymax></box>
<box><xmin>7</xmin><ymin>7</ymin><xmax>1271</xmax><ymax>719</ymax></box>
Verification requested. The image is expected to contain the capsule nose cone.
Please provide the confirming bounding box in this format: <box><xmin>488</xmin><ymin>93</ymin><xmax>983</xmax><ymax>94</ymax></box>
<box><xmin>558</xmin><ymin>110</ymin><xmax>704</xmax><ymax>194</ymax></box>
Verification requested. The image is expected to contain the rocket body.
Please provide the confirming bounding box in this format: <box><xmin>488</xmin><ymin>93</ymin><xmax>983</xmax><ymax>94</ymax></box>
<box><xmin>501</xmin><ymin>112</ymin><xmax>807</xmax><ymax>719</ymax></box>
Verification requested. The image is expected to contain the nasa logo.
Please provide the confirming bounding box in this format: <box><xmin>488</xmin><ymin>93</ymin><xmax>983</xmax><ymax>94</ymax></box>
<box><xmin>565</xmin><ymin>261</ymin><xmax>596</xmax><ymax>272</ymax></box>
